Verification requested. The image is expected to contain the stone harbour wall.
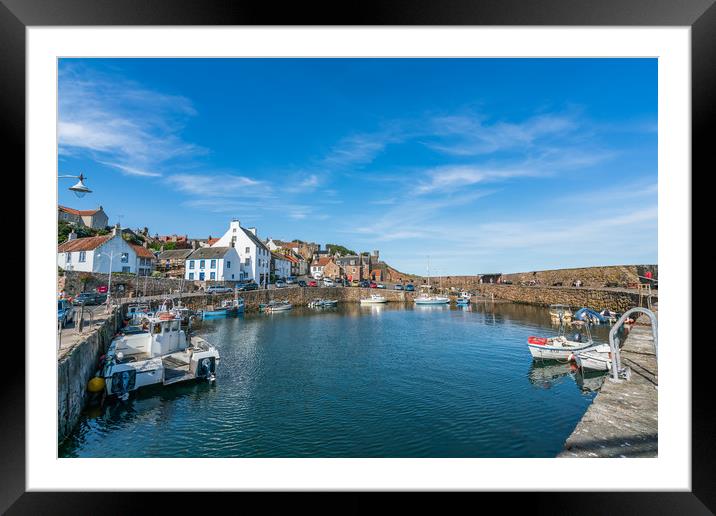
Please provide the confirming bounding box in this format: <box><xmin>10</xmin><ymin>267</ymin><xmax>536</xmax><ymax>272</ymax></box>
<box><xmin>57</xmin><ymin>307</ymin><xmax>124</xmax><ymax>444</ymax></box>
<box><xmin>474</xmin><ymin>284</ymin><xmax>655</xmax><ymax>313</ymax></box>
<box><xmin>58</xmin><ymin>270</ymin><xmax>203</xmax><ymax>298</ymax></box>
<box><xmin>437</xmin><ymin>264</ymin><xmax>657</xmax><ymax>290</ymax></box>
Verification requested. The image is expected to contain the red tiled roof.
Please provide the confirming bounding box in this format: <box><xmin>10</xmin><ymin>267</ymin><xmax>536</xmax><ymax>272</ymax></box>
<box><xmin>57</xmin><ymin>235</ymin><xmax>111</xmax><ymax>253</ymax></box>
<box><xmin>314</xmin><ymin>257</ymin><xmax>332</xmax><ymax>267</ymax></box>
<box><xmin>58</xmin><ymin>205</ymin><xmax>101</xmax><ymax>216</ymax></box>
<box><xmin>207</xmin><ymin>238</ymin><xmax>220</xmax><ymax>246</ymax></box>
<box><xmin>130</xmin><ymin>243</ymin><xmax>156</xmax><ymax>259</ymax></box>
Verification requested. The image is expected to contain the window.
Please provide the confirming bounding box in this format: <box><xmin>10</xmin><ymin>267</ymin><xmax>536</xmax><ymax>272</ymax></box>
<box><xmin>226</xmin><ymin>261</ymin><xmax>231</xmax><ymax>268</ymax></box>
<box><xmin>200</xmin><ymin>260</ymin><xmax>205</xmax><ymax>269</ymax></box>
<box><xmin>210</xmin><ymin>259</ymin><xmax>217</xmax><ymax>269</ymax></box>
<box><xmin>199</xmin><ymin>272</ymin><xmax>205</xmax><ymax>280</ymax></box>
<box><xmin>188</xmin><ymin>272</ymin><xmax>194</xmax><ymax>280</ymax></box>
<box><xmin>231</xmin><ymin>274</ymin><xmax>234</xmax><ymax>279</ymax></box>
<box><xmin>210</xmin><ymin>272</ymin><xmax>216</xmax><ymax>280</ymax></box>
<box><xmin>245</xmin><ymin>258</ymin><xmax>250</xmax><ymax>265</ymax></box>
<box><xmin>189</xmin><ymin>260</ymin><xmax>194</xmax><ymax>269</ymax></box>
<box><xmin>66</xmin><ymin>253</ymin><xmax>71</xmax><ymax>263</ymax></box>
<box><xmin>245</xmin><ymin>247</ymin><xmax>250</xmax><ymax>254</ymax></box>
<box><xmin>121</xmin><ymin>252</ymin><xmax>129</xmax><ymax>263</ymax></box>
<box><xmin>79</xmin><ymin>251</ymin><xmax>86</xmax><ymax>262</ymax></box>
<box><xmin>122</xmin><ymin>266</ymin><xmax>130</xmax><ymax>273</ymax></box>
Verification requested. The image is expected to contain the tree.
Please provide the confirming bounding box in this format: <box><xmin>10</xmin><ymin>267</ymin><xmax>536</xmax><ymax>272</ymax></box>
<box><xmin>326</xmin><ymin>243</ymin><xmax>356</xmax><ymax>256</ymax></box>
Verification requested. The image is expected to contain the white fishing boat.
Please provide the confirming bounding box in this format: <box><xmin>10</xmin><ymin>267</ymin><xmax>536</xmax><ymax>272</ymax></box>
<box><xmin>360</xmin><ymin>294</ymin><xmax>387</xmax><ymax>304</ymax></box>
<box><xmin>455</xmin><ymin>291</ymin><xmax>471</xmax><ymax>305</ymax></box>
<box><xmin>308</xmin><ymin>299</ymin><xmax>338</xmax><ymax>308</ymax></box>
<box><xmin>98</xmin><ymin>313</ymin><xmax>220</xmax><ymax>400</ymax></box>
<box><xmin>527</xmin><ymin>320</ymin><xmax>594</xmax><ymax>360</ymax></box>
<box><xmin>261</xmin><ymin>300</ymin><xmax>292</xmax><ymax>312</ymax></box>
<box><xmin>570</xmin><ymin>344</ymin><xmax>613</xmax><ymax>371</ymax></box>
<box><xmin>549</xmin><ymin>304</ymin><xmax>573</xmax><ymax>323</ymax></box>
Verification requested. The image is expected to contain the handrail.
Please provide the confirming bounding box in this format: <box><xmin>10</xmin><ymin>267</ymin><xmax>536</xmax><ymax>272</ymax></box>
<box><xmin>608</xmin><ymin>307</ymin><xmax>658</xmax><ymax>381</ymax></box>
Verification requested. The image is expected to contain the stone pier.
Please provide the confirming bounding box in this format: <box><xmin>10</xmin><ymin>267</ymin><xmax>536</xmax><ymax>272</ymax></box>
<box><xmin>558</xmin><ymin>313</ymin><xmax>658</xmax><ymax>458</ymax></box>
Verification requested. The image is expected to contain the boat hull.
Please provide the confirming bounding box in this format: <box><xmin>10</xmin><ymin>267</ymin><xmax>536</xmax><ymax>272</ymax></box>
<box><xmin>527</xmin><ymin>339</ymin><xmax>596</xmax><ymax>360</ymax></box>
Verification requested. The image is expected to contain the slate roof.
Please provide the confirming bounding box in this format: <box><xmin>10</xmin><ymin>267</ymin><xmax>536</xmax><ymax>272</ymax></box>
<box><xmin>241</xmin><ymin>228</ymin><xmax>269</xmax><ymax>252</ymax></box>
<box><xmin>188</xmin><ymin>247</ymin><xmax>234</xmax><ymax>260</ymax></box>
<box><xmin>156</xmin><ymin>249</ymin><xmax>195</xmax><ymax>260</ymax></box>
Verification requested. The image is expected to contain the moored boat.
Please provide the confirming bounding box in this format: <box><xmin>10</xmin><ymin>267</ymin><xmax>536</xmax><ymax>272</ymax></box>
<box><xmin>360</xmin><ymin>294</ymin><xmax>387</xmax><ymax>304</ymax></box>
<box><xmin>549</xmin><ymin>304</ymin><xmax>573</xmax><ymax>323</ymax></box>
<box><xmin>527</xmin><ymin>320</ymin><xmax>594</xmax><ymax>360</ymax></box>
<box><xmin>261</xmin><ymin>300</ymin><xmax>292</xmax><ymax>312</ymax></box>
<box><xmin>201</xmin><ymin>298</ymin><xmax>244</xmax><ymax>319</ymax></box>
<box><xmin>570</xmin><ymin>344</ymin><xmax>613</xmax><ymax>371</ymax></box>
<box><xmin>308</xmin><ymin>299</ymin><xmax>338</xmax><ymax>308</ymax></box>
<box><xmin>98</xmin><ymin>314</ymin><xmax>220</xmax><ymax>400</ymax></box>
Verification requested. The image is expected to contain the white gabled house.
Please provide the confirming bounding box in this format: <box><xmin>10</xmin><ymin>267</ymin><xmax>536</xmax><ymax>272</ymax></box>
<box><xmin>184</xmin><ymin>246</ymin><xmax>242</xmax><ymax>283</ymax></box>
<box><xmin>211</xmin><ymin>219</ymin><xmax>271</xmax><ymax>286</ymax></box>
<box><xmin>57</xmin><ymin>226</ymin><xmax>156</xmax><ymax>275</ymax></box>
<box><xmin>270</xmin><ymin>252</ymin><xmax>292</xmax><ymax>281</ymax></box>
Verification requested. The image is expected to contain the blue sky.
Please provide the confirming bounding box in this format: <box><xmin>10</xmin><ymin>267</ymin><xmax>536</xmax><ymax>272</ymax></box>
<box><xmin>58</xmin><ymin>58</ymin><xmax>657</xmax><ymax>275</ymax></box>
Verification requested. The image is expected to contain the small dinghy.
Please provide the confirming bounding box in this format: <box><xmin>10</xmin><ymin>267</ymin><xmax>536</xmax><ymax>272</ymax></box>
<box><xmin>261</xmin><ymin>300</ymin><xmax>292</xmax><ymax>312</ymax></box>
<box><xmin>201</xmin><ymin>298</ymin><xmax>244</xmax><ymax>319</ymax></box>
<box><xmin>527</xmin><ymin>320</ymin><xmax>594</xmax><ymax>360</ymax></box>
<box><xmin>308</xmin><ymin>299</ymin><xmax>338</xmax><ymax>308</ymax></box>
<box><xmin>455</xmin><ymin>291</ymin><xmax>471</xmax><ymax>305</ymax></box>
<box><xmin>360</xmin><ymin>294</ymin><xmax>387</xmax><ymax>304</ymax></box>
<box><xmin>549</xmin><ymin>304</ymin><xmax>573</xmax><ymax>323</ymax></box>
<box><xmin>574</xmin><ymin>307</ymin><xmax>608</xmax><ymax>325</ymax></box>
<box><xmin>570</xmin><ymin>344</ymin><xmax>613</xmax><ymax>371</ymax></box>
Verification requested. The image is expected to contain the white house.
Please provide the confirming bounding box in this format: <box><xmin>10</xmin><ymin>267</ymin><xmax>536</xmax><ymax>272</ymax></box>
<box><xmin>270</xmin><ymin>252</ymin><xmax>292</xmax><ymax>281</ymax></box>
<box><xmin>184</xmin><ymin>246</ymin><xmax>242</xmax><ymax>283</ymax></box>
<box><xmin>211</xmin><ymin>219</ymin><xmax>271</xmax><ymax>286</ymax></box>
<box><xmin>57</xmin><ymin>227</ymin><xmax>155</xmax><ymax>275</ymax></box>
<box><xmin>310</xmin><ymin>257</ymin><xmax>331</xmax><ymax>279</ymax></box>
<box><xmin>58</xmin><ymin>205</ymin><xmax>109</xmax><ymax>229</ymax></box>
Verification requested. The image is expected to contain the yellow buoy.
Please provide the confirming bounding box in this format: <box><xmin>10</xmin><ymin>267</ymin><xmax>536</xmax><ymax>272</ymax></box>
<box><xmin>87</xmin><ymin>376</ymin><xmax>105</xmax><ymax>393</ymax></box>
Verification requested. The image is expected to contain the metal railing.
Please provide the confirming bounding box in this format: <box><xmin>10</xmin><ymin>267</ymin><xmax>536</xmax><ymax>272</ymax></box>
<box><xmin>608</xmin><ymin>307</ymin><xmax>658</xmax><ymax>382</ymax></box>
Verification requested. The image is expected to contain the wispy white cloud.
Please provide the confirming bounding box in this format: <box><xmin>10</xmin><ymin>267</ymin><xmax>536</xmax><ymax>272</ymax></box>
<box><xmin>59</xmin><ymin>65</ymin><xmax>204</xmax><ymax>178</ymax></box>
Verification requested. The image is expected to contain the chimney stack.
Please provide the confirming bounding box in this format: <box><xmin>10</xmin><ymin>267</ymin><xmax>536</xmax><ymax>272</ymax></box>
<box><xmin>112</xmin><ymin>223</ymin><xmax>120</xmax><ymax>236</ymax></box>
<box><xmin>248</xmin><ymin>227</ymin><xmax>257</xmax><ymax>235</ymax></box>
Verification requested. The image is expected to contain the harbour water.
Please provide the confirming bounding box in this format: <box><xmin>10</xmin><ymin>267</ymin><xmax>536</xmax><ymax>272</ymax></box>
<box><xmin>59</xmin><ymin>302</ymin><xmax>610</xmax><ymax>458</ymax></box>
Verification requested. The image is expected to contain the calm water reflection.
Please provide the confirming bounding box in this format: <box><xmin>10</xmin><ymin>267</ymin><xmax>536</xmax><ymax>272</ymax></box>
<box><xmin>60</xmin><ymin>302</ymin><xmax>609</xmax><ymax>458</ymax></box>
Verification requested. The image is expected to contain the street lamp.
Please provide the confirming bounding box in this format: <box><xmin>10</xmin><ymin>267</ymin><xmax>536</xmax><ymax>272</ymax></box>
<box><xmin>58</xmin><ymin>173</ymin><xmax>92</xmax><ymax>198</ymax></box>
<box><xmin>95</xmin><ymin>249</ymin><xmax>115</xmax><ymax>310</ymax></box>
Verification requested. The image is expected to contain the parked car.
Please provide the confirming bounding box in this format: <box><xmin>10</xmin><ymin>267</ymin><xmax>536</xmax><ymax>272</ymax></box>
<box><xmin>369</xmin><ymin>282</ymin><xmax>377</xmax><ymax>288</ymax></box>
<box><xmin>72</xmin><ymin>292</ymin><xmax>106</xmax><ymax>306</ymax></box>
<box><xmin>236</xmin><ymin>281</ymin><xmax>259</xmax><ymax>291</ymax></box>
<box><xmin>308</xmin><ymin>280</ymin><xmax>318</xmax><ymax>287</ymax></box>
<box><xmin>275</xmin><ymin>280</ymin><xmax>287</xmax><ymax>288</ymax></box>
<box><xmin>351</xmin><ymin>279</ymin><xmax>360</xmax><ymax>287</ymax></box>
<box><xmin>405</xmin><ymin>284</ymin><xmax>415</xmax><ymax>292</ymax></box>
<box><xmin>58</xmin><ymin>299</ymin><xmax>75</xmax><ymax>328</ymax></box>
<box><xmin>96</xmin><ymin>285</ymin><xmax>108</xmax><ymax>294</ymax></box>
<box><xmin>285</xmin><ymin>277</ymin><xmax>296</xmax><ymax>284</ymax></box>
<box><xmin>376</xmin><ymin>283</ymin><xmax>385</xmax><ymax>289</ymax></box>
<box><xmin>359</xmin><ymin>280</ymin><xmax>370</xmax><ymax>288</ymax></box>
<box><xmin>394</xmin><ymin>284</ymin><xmax>404</xmax><ymax>290</ymax></box>
<box><xmin>206</xmin><ymin>285</ymin><xmax>233</xmax><ymax>294</ymax></box>
<box><xmin>323</xmin><ymin>278</ymin><xmax>335</xmax><ymax>287</ymax></box>
<box><xmin>297</xmin><ymin>280</ymin><xmax>307</xmax><ymax>288</ymax></box>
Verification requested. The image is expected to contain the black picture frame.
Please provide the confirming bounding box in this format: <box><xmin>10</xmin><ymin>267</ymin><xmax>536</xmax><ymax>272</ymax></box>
<box><xmin>4</xmin><ymin>0</ymin><xmax>706</xmax><ymax>512</ymax></box>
